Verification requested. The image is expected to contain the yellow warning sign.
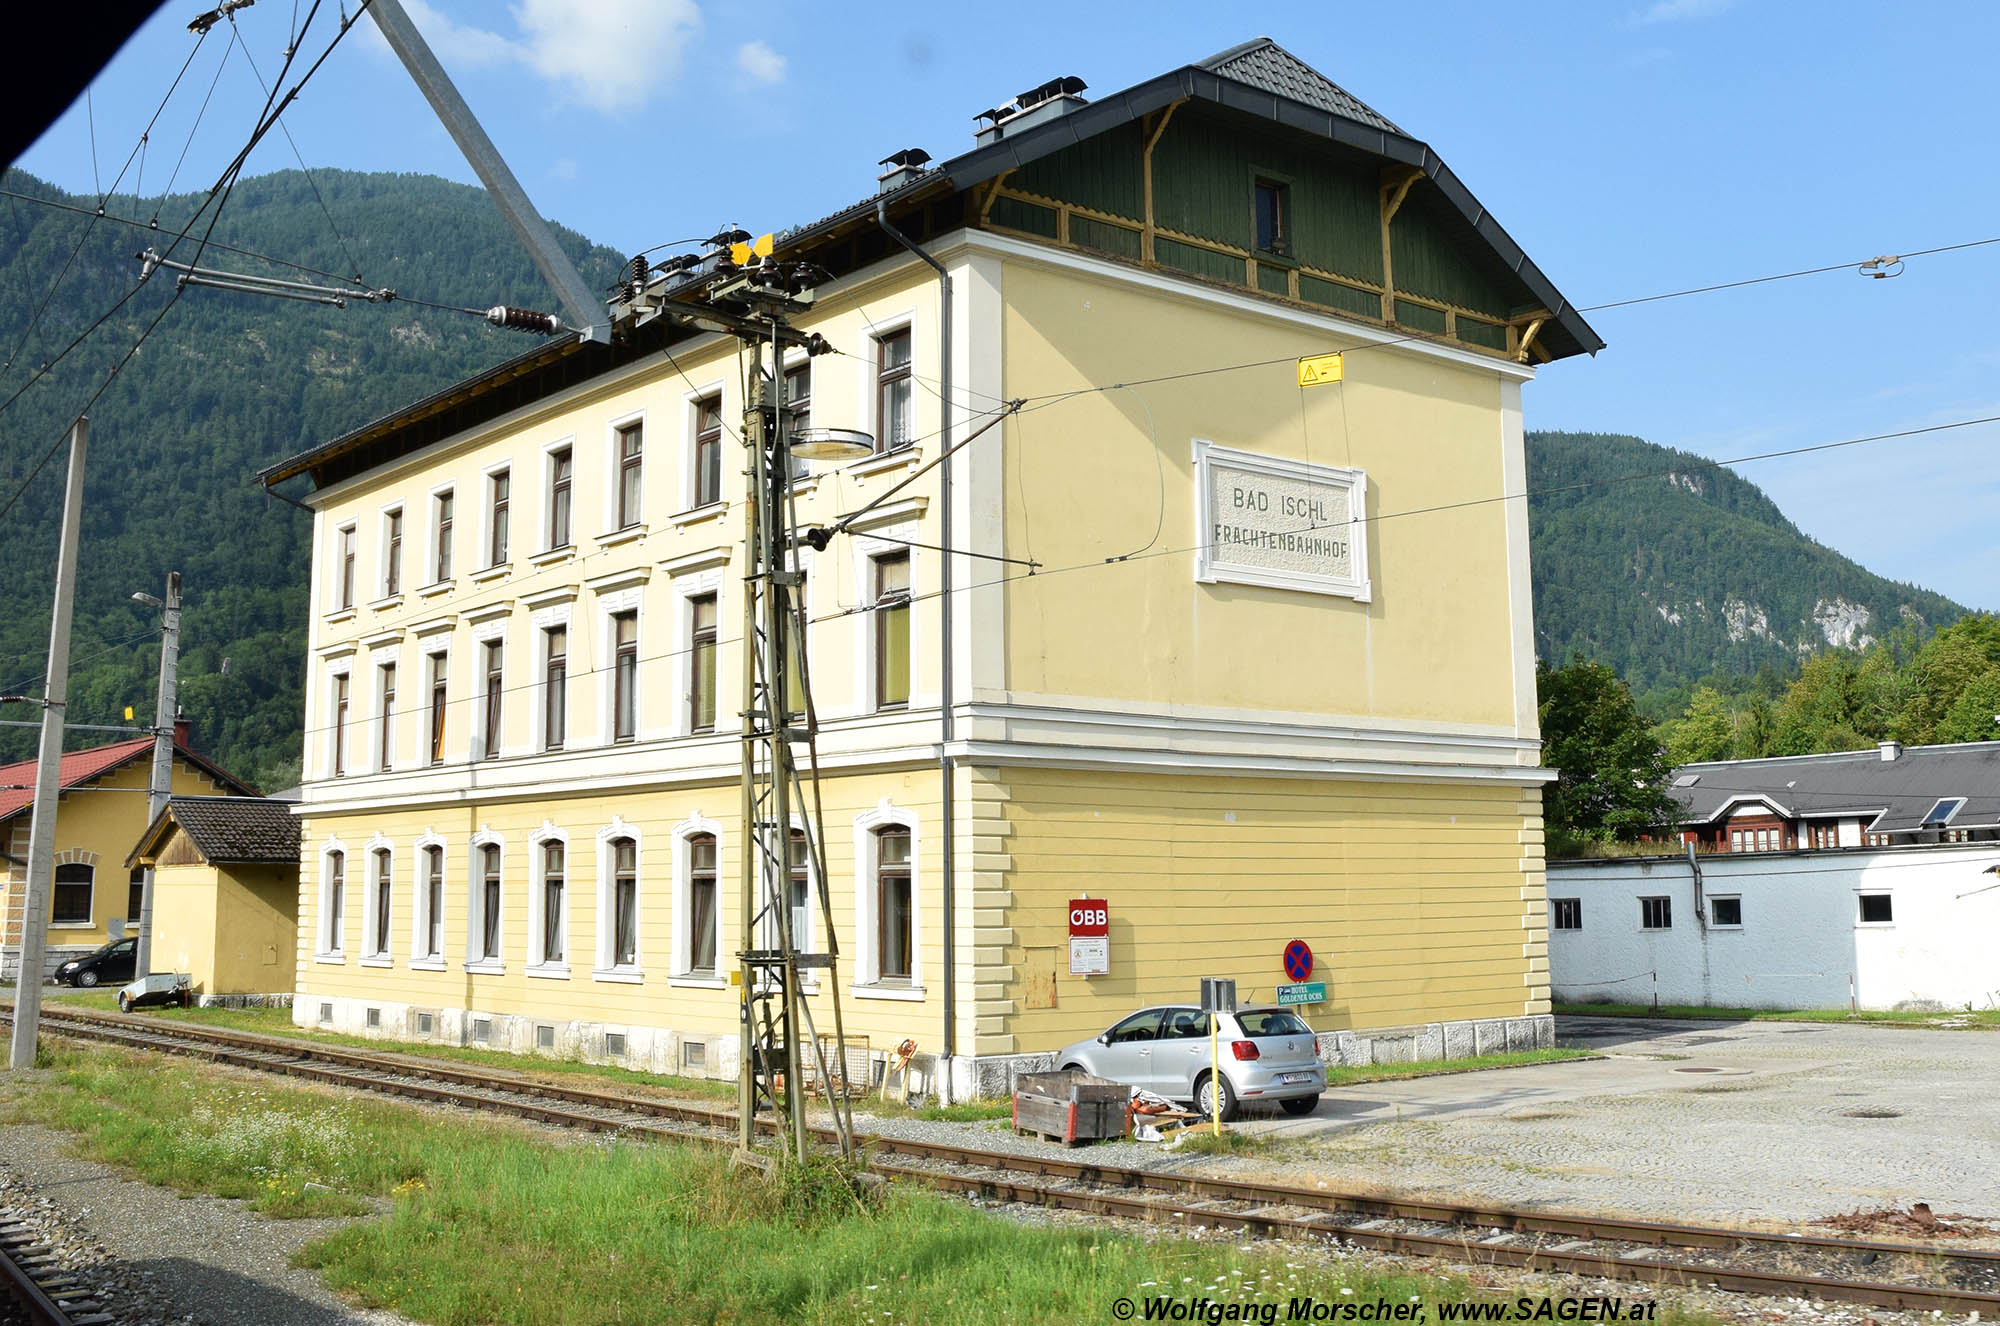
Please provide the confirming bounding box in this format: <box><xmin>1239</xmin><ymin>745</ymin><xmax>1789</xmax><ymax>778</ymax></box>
<box><xmin>729</xmin><ymin>233</ymin><xmax>775</xmax><ymax>266</ymax></box>
<box><xmin>1297</xmin><ymin>352</ymin><xmax>1344</xmax><ymax>387</ymax></box>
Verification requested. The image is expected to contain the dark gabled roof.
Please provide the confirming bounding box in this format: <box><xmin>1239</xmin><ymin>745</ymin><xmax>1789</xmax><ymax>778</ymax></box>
<box><xmin>260</xmin><ymin>37</ymin><xmax>1598</xmax><ymax>494</ymax></box>
<box><xmin>1672</xmin><ymin>741</ymin><xmax>2000</xmax><ymax>835</ymax></box>
<box><xmin>127</xmin><ymin>795</ymin><xmax>300</xmax><ymax>869</ymax></box>
<box><xmin>0</xmin><ymin>738</ymin><xmax>259</xmax><ymax>824</ymax></box>
<box><xmin>1199</xmin><ymin>38</ymin><xmax>1403</xmax><ymax>135</ymax></box>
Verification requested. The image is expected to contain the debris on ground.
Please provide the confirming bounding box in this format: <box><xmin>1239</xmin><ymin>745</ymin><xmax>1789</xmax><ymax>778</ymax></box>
<box><xmin>1813</xmin><ymin>1202</ymin><xmax>1995</xmax><ymax>1239</ymax></box>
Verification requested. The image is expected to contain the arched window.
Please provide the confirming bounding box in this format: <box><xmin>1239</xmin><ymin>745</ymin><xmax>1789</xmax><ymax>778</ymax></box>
<box><xmin>875</xmin><ymin>826</ymin><xmax>912</xmax><ymax>983</ymax></box>
<box><xmin>537</xmin><ymin>840</ymin><xmax>567</xmax><ymax>966</ymax></box>
<box><xmin>323</xmin><ymin>851</ymin><xmax>346</xmax><ymax>954</ymax></box>
<box><xmin>686</xmin><ymin>833</ymin><xmax>716</xmax><ymax>974</ymax></box>
<box><xmin>474</xmin><ymin>842</ymin><xmax>503</xmax><ymax>963</ymax></box>
<box><xmin>613</xmin><ymin>838</ymin><xmax>639</xmax><ymax>968</ymax></box>
<box><xmin>368</xmin><ymin>847</ymin><xmax>394</xmax><ymax>958</ymax></box>
<box><xmin>51</xmin><ymin>863</ymin><xmax>93</xmax><ymax>925</ymax></box>
<box><xmin>420</xmin><ymin>844</ymin><xmax>445</xmax><ymax>960</ymax></box>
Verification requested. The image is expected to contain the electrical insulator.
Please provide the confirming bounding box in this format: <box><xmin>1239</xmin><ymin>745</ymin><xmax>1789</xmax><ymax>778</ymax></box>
<box><xmin>486</xmin><ymin>306</ymin><xmax>563</xmax><ymax>335</ymax></box>
<box><xmin>626</xmin><ymin>254</ymin><xmax>649</xmax><ymax>298</ymax></box>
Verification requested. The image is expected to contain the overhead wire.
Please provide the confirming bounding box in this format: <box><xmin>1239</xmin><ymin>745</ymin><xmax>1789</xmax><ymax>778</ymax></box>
<box><xmin>0</xmin><ymin>0</ymin><xmax>367</xmax><ymax>525</ymax></box>
<box><xmin>0</xmin><ymin>28</ymin><xmax>217</xmax><ymax>384</ymax></box>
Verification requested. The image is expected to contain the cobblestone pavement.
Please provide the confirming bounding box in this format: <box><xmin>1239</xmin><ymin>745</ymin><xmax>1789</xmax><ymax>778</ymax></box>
<box><xmin>1214</xmin><ymin>1016</ymin><xmax>2000</xmax><ymax>1227</ymax></box>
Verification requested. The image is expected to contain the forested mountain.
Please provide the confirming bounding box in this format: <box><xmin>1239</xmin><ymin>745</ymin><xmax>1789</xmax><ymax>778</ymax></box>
<box><xmin>1525</xmin><ymin>429</ymin><xmax>1966</xmax><ymax>702</ymax></box>
<box><xmin>0</xmin><ymin>169</ymin><xmax>1972</xmax><ymax>790</ymax></box>
<box><xmin>0</xmin><ymin>169</ymin><xmax>623</xmax><ymax>790</ymax></box>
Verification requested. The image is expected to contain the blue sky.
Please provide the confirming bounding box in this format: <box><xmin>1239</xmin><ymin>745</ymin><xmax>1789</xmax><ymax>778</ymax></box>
<box><xmin>17</xmin><ymin>0</ymin><xmax>2000</xmax><ymax>611</ymax></box>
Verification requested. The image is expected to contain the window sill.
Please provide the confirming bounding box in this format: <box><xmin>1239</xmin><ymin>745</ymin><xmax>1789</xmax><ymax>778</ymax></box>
<box><xmin>669</xmin><ymin>974</ymin><xmax>726</xmax><ymax>989</ymax></box>
<box><xmin>848</xmin><ymin>447</ymin><xmax>920</xmax><ymax>479</ymax></box>
<box><xmin>417</xmin><ymin>580</ymin><xmax>454</xmax><ymax>598</ymax></box>
<box><xmin>360</xmin><ymin>955</ymin><xmax>393</xmax><ymax>968</ymax></box>
<box><xmin>49</xmin><ymin>921</ymin><xmax>94</xmax><ymax>930</ymax></box>
<box><xmin>852</xmin><ymin>982</ymin><xmax>925</xmax><ymax>1001</ymax></box>
<box><xmin>368</xmin><ymin>594</ymin><xmax>404</xmax><ymax>612</ymax></box>
<box><xmin>469</xmin><ymin>563</ymin><xmax>512</xmax><ymax>584</ymax></box>
<box><xmin>408</xmin><ymin>957</ymin><xmax>446</xmax><ymax>972</ymax></box>
<box><xmin>592</xmin><ymin>968</ymin><xmax>644</xmax><ymax>984</ymax></box>
<box><xmin>1855</xmin><ymin>923</ymin><xmax>1896</xmax><ymax>930</ymax></box>
<box><xmin>666</xmin><ymin>503</ymin><xmax>727</xmax><ymax>530</ymax></box>
<box><xmin>464</xmin><ymin>959</ymin><xmax>505</xmax><ymax>975</ymax></box>
<box><xmin>527</xmin><ymin>962</ymin><xmax>571</xmax><ymax>979</ymax></box>
<box><xmin>597</xmin><ymin>524</ymin><xmax>648</xmax><ymax>548</ymax></box>
<box><xmin>528</xmin><ymin>545</ymin><xmax>575</xmax><ymax>567</ymax></box>
<box><xmin>326</xmin><ymin>608</ymin><xmax>357</xmax><ymax>625</ymax></box>
<box><xmin>313</xmin><ymin>952</ymin><xmax>346</xmax><ymax>965</ymax></box>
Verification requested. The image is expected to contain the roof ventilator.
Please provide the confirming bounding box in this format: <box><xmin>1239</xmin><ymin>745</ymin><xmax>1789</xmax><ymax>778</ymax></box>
<box><xmin>877</xmin><ymin>148</ymin><xmax>932</xmax><ymax>194</ymax></box>
<box><xmin>974</xmin><ymin>76</ymin><xmax>1088</xmax><ymax>146</ymax></box>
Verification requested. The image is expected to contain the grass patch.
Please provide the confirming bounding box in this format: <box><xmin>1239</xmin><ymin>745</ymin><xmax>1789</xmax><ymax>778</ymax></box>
<box><xmin>0</xmin><ymin>1043</ymin><xmax>1733</xmax><ymax>1325</ymax></box>
<box><xmin>1555</xmin><ymin>1002</ymin><xmax>2000</xmax><ymax>1028</ymax></box>
<box><xmin>1323</xmin><ymin>1046</ymin><xmax>1595</xmax><ymax>1087</ymax></box>
<box><xmin>37</xmin><ymin>988</ymin><xmax>738</xmax><ymax>1100</ymax></box>
<box><xmin>1171</xmin><ymin>1127</ymin><xmax>1269</xmax><ymax>1156</ymax></box>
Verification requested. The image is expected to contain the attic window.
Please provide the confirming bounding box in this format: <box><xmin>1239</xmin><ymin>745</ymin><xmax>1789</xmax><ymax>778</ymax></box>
<box><xmin>1921</xmin><ymin>797</ymin><xmax>1965</xmax><ymax>827</ymax></box>
<box><xmin>1672</xmin><ymin>774</ymin><xmax>1701</xmax><ymax>788</ymax></box>
<box><xmin>1253</xmin><ymin>178</ymin><xmax>1290</xmax><ymax>257</ymax></box>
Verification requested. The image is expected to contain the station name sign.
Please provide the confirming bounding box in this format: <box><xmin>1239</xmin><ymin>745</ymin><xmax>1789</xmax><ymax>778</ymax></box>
<box><xmin>1193</xmin><ymin>440</ymin><xmax>1370</xmax><ymax>600</ymax></box>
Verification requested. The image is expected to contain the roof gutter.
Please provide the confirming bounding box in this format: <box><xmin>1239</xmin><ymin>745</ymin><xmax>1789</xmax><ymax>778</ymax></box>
<box><xmin>875</xmin><ymin>197</ymin><xmax>959</xmax><ymax>1101</ymax></box>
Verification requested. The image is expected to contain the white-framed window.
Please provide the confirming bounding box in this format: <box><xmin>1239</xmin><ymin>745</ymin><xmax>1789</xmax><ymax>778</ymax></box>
<box><xmin>1551</xmin><ymin>897</ymin><xmax>1581</xmax><ymax>931</ymax></box>
<box><xmin>51</xmin><ymin>862</ymin><xmax>94</xmax><ymax>926</ymax></box>
<box><xmin>782</xmin><ymin>358</ymin><xmax>811</xmax><ymax>480</ymax></box>
<box><xmin>545</xmin><ymin>441</ymin><xmax>574</xmax><ymax>551</ymax></box>
<box><xmin>686</xmin><ymin>391</ymin><xmax>724</xmax><ymax>510</ymax></box>
<box><xmin>870</xmin><ymin>548</ymin><xmax>911</xmax><ymax>710</ymax></box>
<box><xmin>411</xmin><ymin>834</ymin><xmax>447</xmax><ymax>964</ymax></box>
<box><xmin>688</xmin><ymin>591</ymin><xmax>718</xmax><ymax>733</ymax></box>
<box><xmin>528</xmin><ymin>825</ymin><xmax>569</xmax><ymax>972</ymax></box>
<box><xmin>467</xmin><ymin>834</ymin><xmax>505</xmax><ymax>969</ymax></box>
<box><xmin>1709</xmin><ymin>895</ymin><xmax>1743</xmax><ymax>928</ymax></box>
<box><xmin>596</xmin><ymin>818</ymin><xmax>645</xmax><ymax>976</ymax></box>
<box><xmin>1640</xmin><ymin>896</ymin><xmax>1672</xmax><ymax>930</ymax></box>
<box><xmin>318</xmin><ymin>843</ymin><xmax>348</xmax><ymax>957</ymax></box>
<box><xmin>479</xmin><ymin>639</ymin><xmax>504</xmax><ymax>759</ymax></box>
<box><xmin>425</xmin><ymin>648</ymin><xmax>449</xmax><ymax>765</ymax></box>
<box><xmin>613</xmin><ymin>416</ymin><xmax>644</xmax><ymax>530</ymax></box>
<box><xmin>541</xmin><ymin>625</ymin><xmax>568</xmax><ymax>752</ymax></box>
<box><xmin>784</xmin><ymin>822</ymin><xmax>816</xmax><ymax>957</ymax></box>
<box><xmin>485</xmin><ymin>466</ymin><xmax>511</xmax><ymax>568</ymax></box>
<box><xmin>363</xmin><ymin>842</ymin><xmax>394</xmax><ymax>960</ymax></box>
<box><xmin>853</xmin><ymin>802</ymin><xmax>919</xmax><ymax>989</ymax></box>
<box><xmin>872</xmin><ymin>326</ymin><xmax>912</xmax><ymax>453</ymax></box>
<box><xmin>334</xmin><ymin>521</ymin><xmax>357</xmax><ymax>611</ymax></box>
<box><xmin>611</xmin><ymin>609</ymin><xmax>638</xmax><ymax>741</ymax></box>
<box><xmin>376</xmin><ymin>659</ymin><xmax>397</xmax><ymax>772</ymax></box>
<box><xmin>669</xmin><ymin>817</ymin><xmax>719</xmax><ymax>978</ymax></box>
<box><xmin>381</xmin><ymin>506</ymin><xmax>405</xmax><ymax>598</ymax></box>
<box><xmin>329</xmin><ymin>667</ymin><xmax>352</xmax><ymax>778</ymax></box>
<box><xmin>430</xmin><ymin>486</ymin><xmax>455</xmax><ymax>584</ymax></box>
<box><xmin>1857</xmin><ymin>892</ymin><xmax>1894</xmax><ymax>925</ymax></box>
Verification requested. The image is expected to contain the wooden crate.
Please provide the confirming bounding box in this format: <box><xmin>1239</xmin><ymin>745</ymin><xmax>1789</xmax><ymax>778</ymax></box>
<box><xmin>1011</xmin><ymin>1070</ymin><xmax>1130</xmax><ymax>1146</ymax></box>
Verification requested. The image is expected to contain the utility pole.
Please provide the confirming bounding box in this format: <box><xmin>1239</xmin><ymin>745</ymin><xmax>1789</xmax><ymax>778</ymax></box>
<box><xmin>134</xmin><ymin>571</ymin><xmax>181</xmax><ymax>978</ymax></box>
<box><xmin>9</xmin><ymin>418</ymin><xmax>88</xmax><ymax>1070</ymax></box>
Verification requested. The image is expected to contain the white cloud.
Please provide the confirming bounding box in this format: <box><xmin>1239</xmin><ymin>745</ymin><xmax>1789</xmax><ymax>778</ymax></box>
<box><xmin>1635</xmin><ymin>0</ymin><xmax>1734</xmax><ymax>23</ymax></box>
<box><xmin>514</xmin><ymin>0</ymin><xmax>700</xmax><ymax>114</ymax></box>
<box><xmin>360</xmin><ymin>0</ymin><xmax>699</xmax><ymax>115</ymax></box>
<box><xmin>735</xmin><ymin>40</ymin><xmax>787</xmax><ymax>87</ymax></box>
<box><xmin>551</xmin><ymin>157</ymin><xmax>578</xmax><ymax>181</ymax></box>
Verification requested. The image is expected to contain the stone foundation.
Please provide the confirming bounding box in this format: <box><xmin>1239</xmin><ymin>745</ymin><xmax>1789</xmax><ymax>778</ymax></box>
<box><xmin>1</xmin><ymin>945</ymin><xmax>98</xmax><ymax>985</ymax></box>
<box><xmin>296</xmin><ymin>997</ymin><xmax>1550</xmax><ymax>1107</ymax></box>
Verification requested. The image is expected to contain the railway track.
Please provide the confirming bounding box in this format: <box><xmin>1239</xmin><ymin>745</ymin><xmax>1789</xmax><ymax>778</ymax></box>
<box><xmin>10</xmin><ymin>1004</ymin><xmax>1999</xmax><ymax>1317</ymax></box>
<box><xmin>0</xmin><ymin>1212</ymin><xmax>110</xmax><ymax>1325</ymax></box>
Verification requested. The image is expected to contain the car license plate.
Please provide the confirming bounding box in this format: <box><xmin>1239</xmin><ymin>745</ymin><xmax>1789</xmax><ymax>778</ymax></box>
<box><xmin>1282</xmin><ymin>1072</ymin><xmax>1314</xmax><ymax>1084</ymax></box>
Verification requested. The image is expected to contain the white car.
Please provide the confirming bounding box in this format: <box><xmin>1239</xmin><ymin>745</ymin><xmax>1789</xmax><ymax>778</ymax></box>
<box><xmin>1054</xmin><ymin>1004</ymin><xmax>1326</xmax><ymax>1121</ymax></box>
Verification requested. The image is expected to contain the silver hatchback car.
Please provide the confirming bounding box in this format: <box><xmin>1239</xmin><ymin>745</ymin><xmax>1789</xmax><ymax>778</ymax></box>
<box><xmin>1054</xmin><ymin>1004</ymin><xmax>1326</xmax><ymax>1121</ymax></box>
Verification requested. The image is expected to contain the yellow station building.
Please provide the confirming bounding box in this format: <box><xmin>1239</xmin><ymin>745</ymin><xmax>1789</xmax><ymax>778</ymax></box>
<box><xmin>0</xmin><ymin>730</ymin><xmax>257</xmax><ymax>983</ymax></box>
<box><xmin>258</xmin><ymin>40</ymin><xmax>1600</xmax><ymax>1095</ymax></box>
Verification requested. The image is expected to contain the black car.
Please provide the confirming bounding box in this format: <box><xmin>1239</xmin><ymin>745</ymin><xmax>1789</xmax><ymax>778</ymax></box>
<box><xmin>55</xmin><ymin>937</ymin><xmax>137</xmax><ymax>988</ymax></box>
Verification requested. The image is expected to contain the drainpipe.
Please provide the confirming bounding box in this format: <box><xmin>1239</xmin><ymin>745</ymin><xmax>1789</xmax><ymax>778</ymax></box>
<box><xmin>876</xmin><ymin>199</ymin><xmax>957</xmax><ymax>1100</ymax></box>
